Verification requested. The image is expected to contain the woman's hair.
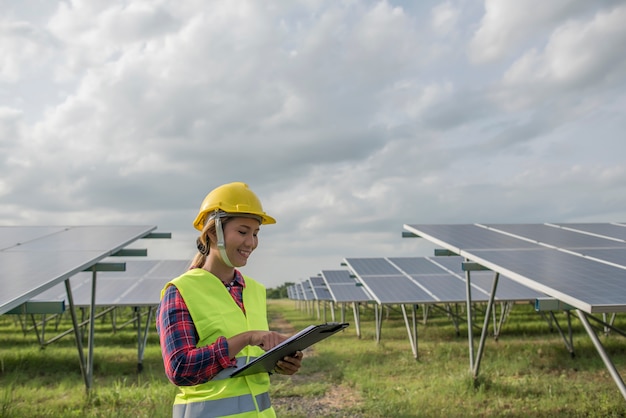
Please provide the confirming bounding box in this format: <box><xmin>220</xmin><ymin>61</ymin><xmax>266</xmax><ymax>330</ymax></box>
<box><xmin>189</xmin><ymin>217</ymin><xmax>234</xmax><ymax>269</ymax></box>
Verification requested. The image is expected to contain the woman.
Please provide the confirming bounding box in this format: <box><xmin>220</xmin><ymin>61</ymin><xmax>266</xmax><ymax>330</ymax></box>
<box><xmin>156</xmin><ymin>182</ymin><xmax>302</xmax><ymax>418</ymax></box>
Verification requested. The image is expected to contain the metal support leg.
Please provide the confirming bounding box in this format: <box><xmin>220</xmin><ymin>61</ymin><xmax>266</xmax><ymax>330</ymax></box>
<box><xmin>472</xmin><ymin>272</ymin><xmax>499</xmax><ymax>379</ymax></box>
<box><xmin>375</xmin><ymin>304</ymin><xmax>381</xmax><ymax>343</ymax></box>
<box><xmin>352</xmin><ymin>302</ymin><xmax>361</xmax><ymax>339</ymax></box>
<box><xmin>401</xmin><ymin>304</ymin><xmax>418</xmax><ymax>359</ymax></box>
<box><xmin>65</xmin><ymin>278</ymin><xmax>88</xmax><ymax>390</ymax></box>
<box><xmin>576</xmin><ymin>310</ymin><xmax>626</xmax><ymax>400</ymax></box>
<box><xmin>136</xmin><ymin>306</ymin><xmax>154</xmax><ymax>373</ymax></box>
<box><xmin>86</xmin><ymin>267</ymin><xmax>98</xmax><ymax>389</ymax></box>
<box><xmin>548</xmin><ymin>311</ymin><xmax>575</xmax><ymax>356</ymax></box>
<box><xmin>465</xmin><ymin>270</ymin><xmax>475</xmax><ymax>370</ymax></box>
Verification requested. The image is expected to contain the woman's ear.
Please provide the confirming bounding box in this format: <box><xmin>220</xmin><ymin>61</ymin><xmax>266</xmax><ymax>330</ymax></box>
<box><xmin>205</xmin><ymin>230</ymin><xmax>217</xmax><ymax>247</ymax></box>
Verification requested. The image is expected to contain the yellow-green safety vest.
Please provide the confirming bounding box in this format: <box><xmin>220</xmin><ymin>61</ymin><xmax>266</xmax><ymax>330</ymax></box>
<box><xmin>161</xmin><ymin>268</ymin><xmax>276</xmax><ymax>418</ymax></box>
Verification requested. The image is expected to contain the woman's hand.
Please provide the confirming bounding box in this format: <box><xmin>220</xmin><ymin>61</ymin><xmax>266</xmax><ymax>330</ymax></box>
<box><xmin>227</xmin><ymin>330</ymin><xmax>287</xmax><ymax>358</ymax></box>
<box><xmin>248</xmin><ymin>330</ymin><xmax>288</xmax><ymax>351</ymax></box>
<box><xmin>273</xmin><ymin>351</ymin><xmax>303</xmax><ymax>375</ymax></box>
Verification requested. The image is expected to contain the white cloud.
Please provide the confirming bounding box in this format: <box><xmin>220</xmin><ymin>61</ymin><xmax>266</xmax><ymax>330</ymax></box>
<box><xmin>1</xmin><ymin>0</ymin><xmax>625</xmax><ymax>287</ymax></box>
<box><xmin>431</xmin><ymin>1</ymin><xmax>460</xmax><ymax>35</ymax></box>
<box><xmin>503</xmin><ymin>5</ymin><xmax>626</xmax><ymax>88</ymax></box>
<box><xmin>468</xmin><ymin>0</ymin><xmax>596</xmax><ymax>64</ymax></box>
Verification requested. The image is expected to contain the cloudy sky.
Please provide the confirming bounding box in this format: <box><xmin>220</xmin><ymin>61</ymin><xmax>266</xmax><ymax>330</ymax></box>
<box><xmin>2</xmin><ymin>0</ymin><xmax>625</xmax><ymax>288</ymax></box>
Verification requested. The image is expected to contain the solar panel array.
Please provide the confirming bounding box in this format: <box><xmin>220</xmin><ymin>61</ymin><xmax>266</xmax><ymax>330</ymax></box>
<box><xmin>404</xmin><ymin>223</ymin><xmax>626</xmax><ymax>313</ymax></box>
<box><xmin>32</xmin><ymin>260</ymin><xmax>189</xmax><ymax>307</ymax></box>
<box><xmin>343</xmin><ymin>256</ymin><xmax>543</xmax><ymax>305</ymax></box>
<box><xmin>287</xmin><ymin>270</ymin><xmax>374</xmax><ymax>304</ymax></box>
<box><xmin>0</xmin><ymin>225</ymin><xmax>157</xmax><ymax>314</ymax></box>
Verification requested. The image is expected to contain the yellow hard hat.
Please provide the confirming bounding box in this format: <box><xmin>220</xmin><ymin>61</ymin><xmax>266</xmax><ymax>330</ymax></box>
<box><xmin>193</xmin><ymin>182</ymin><xmax>276</xmax><ymax>231</ymax></box>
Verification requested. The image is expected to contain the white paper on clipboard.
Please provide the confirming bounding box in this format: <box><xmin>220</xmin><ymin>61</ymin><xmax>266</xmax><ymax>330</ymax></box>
<box><xmin>229</xmin><ymin>322</ymin><xmax>349</xmax><ymax>378</ymax></box>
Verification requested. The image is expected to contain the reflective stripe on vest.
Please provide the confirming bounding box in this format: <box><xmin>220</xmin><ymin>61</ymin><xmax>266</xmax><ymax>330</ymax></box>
<box><xmin>172</xmin><ymin>392</ymin><xmax>271</xmax><ymax>418</ymax></box>
<box><xmin>210</xmin><ymin>357</ymin><xmax>258</xmax><ymax>381</ymax></box>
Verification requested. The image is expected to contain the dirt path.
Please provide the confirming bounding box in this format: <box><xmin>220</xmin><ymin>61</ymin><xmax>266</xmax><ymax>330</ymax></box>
<box><xmin>268</xmin><ymin>313</ymin><xmax>365</xmax><ymax>417</ymax></box>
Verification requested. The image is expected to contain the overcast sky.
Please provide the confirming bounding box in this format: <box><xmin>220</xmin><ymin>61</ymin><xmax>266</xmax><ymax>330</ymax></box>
<box><xmin>2</xmin><ymin>0</ymin><xmax>625</xmax><ymax>288</ymax></box>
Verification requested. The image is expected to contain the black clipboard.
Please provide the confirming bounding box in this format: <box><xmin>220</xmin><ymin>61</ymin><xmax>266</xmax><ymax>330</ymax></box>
<box><xmin>229</xmin><ymin>322</ymin><xmax>349</xmax><ymax>378</ymax></box>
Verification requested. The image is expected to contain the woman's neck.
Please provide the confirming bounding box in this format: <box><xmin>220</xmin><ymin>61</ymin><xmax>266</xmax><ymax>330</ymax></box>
<box><xmin>202</xmin><ymin>255</ymin><xmax>235</xmax><ymax>284</ymax></box>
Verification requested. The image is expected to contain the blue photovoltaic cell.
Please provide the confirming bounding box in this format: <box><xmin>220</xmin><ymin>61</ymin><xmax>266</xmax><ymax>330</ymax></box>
<box><xmin>555</xmin><ymin>223</ymin><xmax>626</xmax><ymax>241</ymax></box>
<box><xmin>485</xmin><ymin>224</ymin><xmax>626</xmax><ymax>250</ymax></box>
<box><xmin>320</xmin><ymin>270</ymin><xmax>373</xmax><ymax>302</ymax></box>
<box><xmin>300</xmin><ymin>280</ymin><xmax>315</xmax><ymax>301</ymax></box>
<box><xmin>344</xmin><ymin>258</ymin><xmax>402</xmax><ymax>275</ymax></box>
<box><xmin>471</xmin><ymin>248</ymin><xmax>626</xmax><ymax>310</ymax></box>
<box><xmin>468</xmin><ymin>271</ymin><xmax>543</xmax><ymax>301</ymax></box>
<box><xmin>309</xmin><ymin>276</ymin><xmax>333</xmax><ymax>300</ymax></box>
<box><xmin>0</xmin><ymin>226</ymin><xmax>67</xmax><ymax>250</ymax></box>
<box><xmin>388</xmin><ymin>257</ymin><xmax>449</xmax><ymax>275</ymax></box>
<box><xmin>404</xmin><ymin>223</ymin><xmax>626</xmax><ymax>312</ymax></box>
<box><xmin>0</xmin><ymin>225</ymin><xmax>157</xmax><ymax>314</ymax></box>
<box><xmin>360</xmin><ymin>276</ymin><xmax>436</xmax><ymax>304</ymax></box>
<box><xmin>345</xmin><ymin>256</ymin><xmax>543</xmax><ymax>305</ymax></box>
<box><xmin>32</xmin><ymin>260</ymin><xmax>189</xmax><ymax>306</ymax></box>
<box><xmin>408</xmin><ymin>274</ymin><xmax>469</xmax><ymax>302</ymax></box>
<box><xmin>345</xmin><ymin>257</ymin><xmax>435</xmax><ymax>303</ymax></box>
<box><xmin>405</xmin><ymin>224</ymin><xmax>539</xmax><ymax>251</ymax></box>
<box><xmin>578</xmin><ymin>248</ymin><xmax>626</xmax><ymax>268</ymax></box>
<box><xmin>322</xmin><ymin>270</ymin><xmax>354</xmax><ymax>284</ymax></box>
<box><xmin>427</xmin><ymin>256</ymin><xmax>544</xmax><ymax>301</ymax></box>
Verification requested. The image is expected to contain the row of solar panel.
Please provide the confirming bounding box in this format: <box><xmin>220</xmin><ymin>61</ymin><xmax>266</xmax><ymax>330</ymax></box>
<box><xmin>288</xmin><ymin>256</ymin><xmax>544</xmax><ymax>305</ymax></box>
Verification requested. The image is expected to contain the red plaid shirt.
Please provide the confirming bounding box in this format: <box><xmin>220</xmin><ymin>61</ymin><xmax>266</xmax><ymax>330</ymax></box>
<box><xmin>156</xmin><ymin>269</ymin><xmax>247</xmax><ymax>386</ymax></box>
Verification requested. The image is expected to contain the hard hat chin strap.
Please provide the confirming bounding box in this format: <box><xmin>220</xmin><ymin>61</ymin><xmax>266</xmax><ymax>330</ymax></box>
<box><xmin>215</xmin><ymin>216</ymin><xmax>234</xmax><ymax>268</ymax></box>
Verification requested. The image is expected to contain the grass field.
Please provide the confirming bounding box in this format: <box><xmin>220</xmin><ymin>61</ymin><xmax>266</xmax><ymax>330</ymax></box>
<box><xmin>1</xmin><ymin>300</ymin><xmax>626</xmax><ymax>417</ymax></box>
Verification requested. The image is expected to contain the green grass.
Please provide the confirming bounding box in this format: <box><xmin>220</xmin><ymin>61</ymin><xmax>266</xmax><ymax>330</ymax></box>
<box><xmin>269</xmin><ymin>300</ymin><xmax>626</xmax><ymax>418</ymax></box>
<box><xmin>1</xmin><ymin>302</ymin><xmax>626</xmax><ymax>417</ymax></box>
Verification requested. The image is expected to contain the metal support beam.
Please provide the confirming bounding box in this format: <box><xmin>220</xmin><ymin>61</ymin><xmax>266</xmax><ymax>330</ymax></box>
<box><xmin>142</xmin><ymin>232</ymin><xmax>172</xmax><ymax>239</ymax></box>
<box><xmin>576</xmin><ymin>310</ymin><xmax>626</xmax><ymax>400</ymax></box>
<box><xmin>111</xmin><ymin>248</ymin><xmax>148</xmax><ymax>257</ymax></box>
<box><xmin>472</xmin><ymin>272</ymin><xmax>499</xmax><ymax>378</ymax></box>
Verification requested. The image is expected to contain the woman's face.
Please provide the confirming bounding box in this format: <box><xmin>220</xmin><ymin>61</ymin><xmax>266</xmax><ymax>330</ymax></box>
<box><xmin>220</xmin><ymin>217</ymin><xmax>260</xmax><ymax>267</ymax></box>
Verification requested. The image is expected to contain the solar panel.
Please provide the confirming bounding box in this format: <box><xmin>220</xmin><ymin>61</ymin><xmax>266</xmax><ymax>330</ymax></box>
<box><xmin>388</xmin><ymin>257</ymin><xmax>449</xmax><ymax>275</ymax></box>
<box><xmin>345</xmin><ymin>256</ymin><xmax>543</xmax><ymax>305</ymax></box>
<box><xmin>319</xmin><ymin>270</ymin><xmax>373</xmax><ymax>303</ymax></box>
<box><xmin>430</xmin><ymin>256</ymin><xmax>545</xmax><ymax>302</ymax></box>
<box><xmin>344</xmin><ymin>257</ymin><xmax>402</xmax><ymax>275</ymax></box>
<box><xmin>344</xmin><ymin>257</ymin><xmax>437</xmax><ymax>304</ymax></box>
<box><xmin>31</xmin><ymin>260</ymin><xmax>189</xmax><ymax>306</ymax></box>
<box><xmin>0</xmin><ymin>226</ymin><xmax>67</xmax><ymax>250</ymax></box>
<box><xmin>300</xmin><ymin>280</ymin><xmax>315</xmax><ymax>301</ymax></box>
<box><xmin>554</xmin><ymin>223</ymin><xmax>626</xmax><ymax>241</ymax></box>
<box><xmin>308</xmin><ymin>276</ymin><xmax>333</xmax><ymax>301</ymax></box>
<box><xmin>406</xmin><ymin>224</ymin><xmax>539</xmax><ymax>251</ymax></box>
<box><xmin>403</xmin><ymin>223</ymin><xmax>626</xmax><ymax>313</ymax></box>
<box><xmin>0</xmin><ymin>225</ymin><xmax>157</xmax><ymax>314</ymax></box>
<box><xmin>403</xmin><ymin>222</ymin><xmax>626</xmax><ymax>400</ymax></box>
<box><xmin>484</xmin><ymin>223</ymin><xmax>626</xmax><ymax>250</ymax></box>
